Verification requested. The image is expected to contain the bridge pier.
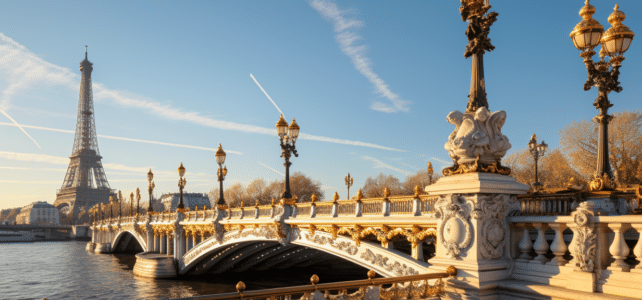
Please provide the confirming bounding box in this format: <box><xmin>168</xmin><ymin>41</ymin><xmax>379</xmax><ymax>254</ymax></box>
<box><xmin>426</xmin><ymin>173</ymin><xmax>528</xmax><ymax>300</ymax></box>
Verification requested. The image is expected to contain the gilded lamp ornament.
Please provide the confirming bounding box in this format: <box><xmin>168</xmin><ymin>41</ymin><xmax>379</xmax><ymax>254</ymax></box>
<box><xmin>215</xmin><ymin>144</ymin><xmax>228</xmax><ymax>210</ymax></box>
<box><xmin>177</xmin><ymin>162</ymin><xmax>187</xmax><ymax>211</ymax></box>
<box><xmin>276</xmin><ymin>114</ymin><xmax>300</xmax><ymax>203</ymax></box>
<box><xmin>570</xmin><ymin>1</ymin><xmax>635</xmax><ymax>191</ymax></box>
<box><xmin>443</xmin><ymin>0</ymin><xmax>511</xmax><ymax>177</ymax></box>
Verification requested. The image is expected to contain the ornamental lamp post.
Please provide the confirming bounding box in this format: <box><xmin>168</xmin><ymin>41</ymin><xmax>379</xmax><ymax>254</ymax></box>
<box><xmin>136</xmin><ymin>188</ymin><xmax>141</xmax><ymax>216</ymax></box>
<box><xmin>215</xmin><ymin>144</ymin><xmax>228</xmax><ymax>210</ymax></box>
<box><xmin>276</xmin><ymin>114</ymin><xmax>300</xmax><ymax>202</ymax></box>
<box><xmin>177</xmin><ymin>162</ymin><xmax>187</xmax><ymax>211</ymax></box>
<box><xmin>130</xmin><ymin>192</ymin><xmax>134</xmax><ymax>217</ymax></box>
<box><xmin>528</xmin><ymin>134</ymin><xmax>548</xmax><ymax>191</ymax></box>
<box><xmin>109</xmin><ymin>196</ymin><xmax>114</xmax><ymax>220</ymax></box>
<box><xmin>570</xmin><ymin>1</ymin><xmax>634</xmax><ymax>191</ymax></box>
<box><xmin>147</xmin><ymin>169</ymin><xmax>155</xmax><ymax>214</ymax></box>
<box><xmin>345</xmin><ymin>173</ymin><xmax>354</xmax><ymax>200</ymax></box>
<box><xmin>118</xmin><ymin>190</ymin><xmax>123</xmax><ymax>218</ymax></box>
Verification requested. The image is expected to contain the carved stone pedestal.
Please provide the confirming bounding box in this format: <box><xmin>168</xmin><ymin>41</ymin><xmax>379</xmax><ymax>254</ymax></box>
<box><xmin>425</xmin><ymin>173</ymin><xmax>528</xmax><ymax>299</ymax></box>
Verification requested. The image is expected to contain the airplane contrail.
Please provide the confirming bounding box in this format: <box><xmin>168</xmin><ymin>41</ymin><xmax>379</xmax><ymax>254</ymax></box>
<box><xmin>250</xmin><ymin>73</ymin><xmax>284</xmax><ymax>116</ymax></box>
<box><xmin>0</xmin><ymin>109</ymin><xmax>41</xmax><ymax>149</ymax></box>
<box><xmin>257</xmin><ymin>161</ymin><xmax>284</xmax><ymax>176</ymax></box>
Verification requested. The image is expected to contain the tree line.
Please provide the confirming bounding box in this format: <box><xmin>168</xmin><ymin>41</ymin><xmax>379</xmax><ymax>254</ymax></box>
<box><xmin>211</xmin><ymin>168</ymin><xmax>442</xmax><ymax>208</ymax></box>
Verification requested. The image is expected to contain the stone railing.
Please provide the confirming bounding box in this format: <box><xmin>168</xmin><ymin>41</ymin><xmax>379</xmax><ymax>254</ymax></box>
<box><xmin>171</xmin><ymin>266</ymin><xmax>457</xmax><ymax>300</ymax></box>
<box><xmin>289</xmin><ymin>194</ymin><xmax>439</xmax><ymax>219</ymax></box>
<box><xmin>508</xmin><ymin>202</ymin><xmax>642</xmax><ymax>297</ymax></box>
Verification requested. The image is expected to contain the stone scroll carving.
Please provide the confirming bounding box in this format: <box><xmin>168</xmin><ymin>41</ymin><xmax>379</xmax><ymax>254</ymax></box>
<box><xmin>572</xmin><ymin>202</ymin><xmax>597</xmax><ymax>272</ymax></box>
<box><xmin>443</xmin><ymin>107</ymin><xmax>511</xmax><ymax>176</ymax></box>
<box><xmin>435</xmin><ymin>194</ymin><xmax>473</xmax><ymax>258</ymax></box>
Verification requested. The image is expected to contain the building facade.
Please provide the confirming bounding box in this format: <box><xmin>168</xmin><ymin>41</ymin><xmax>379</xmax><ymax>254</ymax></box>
<box><xmin>16</xmin><ymin>202</ymin><xmax>60</xmax><ymax>225</ymax></box>
<box><xmin>158</xmin><ymin>193</ymin><xmax>211</xmax><ymax>212</ymax></box>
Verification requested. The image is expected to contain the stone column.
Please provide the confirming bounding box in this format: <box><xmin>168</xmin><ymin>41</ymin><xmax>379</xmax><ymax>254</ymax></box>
<box><xmin>167</xmin><ymin>232</ymin><xmax>174</xmax><ymax>256</ymax></box>
<box><xmin>187</xmin><ymin>232</ymin><xmax>193</xmax><ymax>251</ymax></box>
<box><xmin>192</xmin><ymin>233</ymin><xmax>198</xmax><ymax>247</ymax></box>
<box><xmin>160</xmin><ymin>232</ymin><xmax>166</xmax><ymax>254</ymax></box>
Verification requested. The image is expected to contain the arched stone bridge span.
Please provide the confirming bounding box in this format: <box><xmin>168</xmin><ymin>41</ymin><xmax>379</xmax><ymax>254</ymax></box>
<box><xmin>89</xmin><ymin>190</ymin><xmax>503</xmax><ymax>278</ymax></box>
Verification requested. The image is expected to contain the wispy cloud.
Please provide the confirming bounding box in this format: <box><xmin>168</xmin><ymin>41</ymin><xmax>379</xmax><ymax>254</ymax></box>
<box><xmin>362</xmin><ymin>155</ymin><xmax>412</xmax><ymax>176</ymax></box>
<box><xmin>397</xmin><ymin>161</ymin><xmax>420</xmax><ymax>170</ymax></box>
<box><xmin>0</xmin><ymin>151</ymin><xmax>209</xmax><ymax>179</ymax></box>
<box><xmin>257</xmin><ymin>161</ymin><xmax>284</xmax><ymax>176</ymax></box>
<box><xmin>0</xmin><ymin>166</ymin><xmax>66</xmax><ymax>171</ymax></box>
<box><xmin>0</xmin><ymin>33</ymin><xmax>404</xmax><ymax>152</ymax></box>
<box><xmin>250</xmin><ymin>73</ymin><xmax>284</xmax><ymax>116</ymax></box>
<box><xmin>0</xmin><ymin>122</ymin><xmax>243</xmax><ymax>154</ymax></box>
<box><xmin>310</xmin><ymin>0</ymin><xmax>410</xmax><ymax>113</ymax></box>
<box><xmin>0</xmin><ymin>151</ymin><xmax>68</xmax><ymax>165</ymax></box>
<box><xmin>0</xmin><ymin>180</ymin><xmax>61</xmax><ymax>184</ymax></box>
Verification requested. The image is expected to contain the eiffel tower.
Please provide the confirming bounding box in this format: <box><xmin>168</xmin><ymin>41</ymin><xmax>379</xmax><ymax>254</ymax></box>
<box><xmin>54</xmin><ymin>48</ymin><xmax>114</xmax><ymax>224</ymax></box>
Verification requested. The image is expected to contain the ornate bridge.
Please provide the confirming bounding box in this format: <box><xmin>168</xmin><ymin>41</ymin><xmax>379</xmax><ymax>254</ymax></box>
<box><xmin>89</xmin><ymin>189</ymin><xmax>448</xmax><ymax>278</ymax></box>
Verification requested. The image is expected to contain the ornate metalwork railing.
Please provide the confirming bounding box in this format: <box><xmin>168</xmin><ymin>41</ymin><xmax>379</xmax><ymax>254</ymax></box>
<box><xmin>171</xmin><ymin>266</ymin><xmax>456</xmax><ymax>300</ymax></box>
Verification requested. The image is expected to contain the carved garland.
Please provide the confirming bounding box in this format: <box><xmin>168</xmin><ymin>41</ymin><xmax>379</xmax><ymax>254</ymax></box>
<box><xmin>307</xmin><ymin>224</ymin><xmax>436</xmax><ymax>249</ymax></box>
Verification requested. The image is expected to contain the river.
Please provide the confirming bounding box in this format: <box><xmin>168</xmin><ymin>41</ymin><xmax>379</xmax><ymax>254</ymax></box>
<box><xmin>0</xmin><ymin>241</ymin><xmax>364</xmax><ymax>300</ymax></box>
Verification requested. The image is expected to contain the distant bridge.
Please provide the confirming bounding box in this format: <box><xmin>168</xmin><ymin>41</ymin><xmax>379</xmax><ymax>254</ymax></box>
<box><xmin>1</xmin><ymin>224</ymin><xmax>90</xmax><ymax>240</ymax></box>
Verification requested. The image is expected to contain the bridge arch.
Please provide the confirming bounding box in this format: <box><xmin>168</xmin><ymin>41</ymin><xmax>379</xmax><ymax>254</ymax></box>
<box><xmin>179</xmin><ymin>226</ymin><xmax>431</xmax><ymax>278</ymax></box>
<box><xmin>112</xmin><ymin>229</ymin><xmax>147</xmax><ymax>253</ymax></box>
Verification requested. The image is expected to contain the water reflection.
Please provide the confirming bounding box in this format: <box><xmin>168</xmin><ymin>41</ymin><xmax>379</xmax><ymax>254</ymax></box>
<box><xmin>0</xmin><ymin>241</ymin><xmax>367</xmax><ymax>299</ymax></box>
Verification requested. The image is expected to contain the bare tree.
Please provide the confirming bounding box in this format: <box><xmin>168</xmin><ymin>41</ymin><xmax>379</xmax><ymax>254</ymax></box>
<box><xmin>504</xmin><ymin>147</ymin><xmax>587</xmax><ymax>189</ymax></box>
<box><xmin>361</xmin><ymin>173</ymin><xmax>403</xmax><ymax>197</ymax></box>
<box><xmin>402</xmin><ymin>170</ymin><xmax>442</xmax><ymax>195</ymax></box>
<box><xmin>560</xmin><ymin>110</ymin><xmax>642</xmax><ymax>185</ymax></box>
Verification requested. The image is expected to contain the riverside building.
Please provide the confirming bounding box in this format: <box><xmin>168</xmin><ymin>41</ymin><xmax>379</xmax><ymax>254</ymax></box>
<box><xmin>16</xmin><ymin>201</ymin><xmax>60</xmax><ymax>225</ymax></box>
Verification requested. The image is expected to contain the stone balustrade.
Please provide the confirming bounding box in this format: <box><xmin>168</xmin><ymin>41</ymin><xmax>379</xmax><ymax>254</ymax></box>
<box><xmin>508</xmin><ymin>203</ymin><xmax>642</xmax><ymax>297</ymax></box>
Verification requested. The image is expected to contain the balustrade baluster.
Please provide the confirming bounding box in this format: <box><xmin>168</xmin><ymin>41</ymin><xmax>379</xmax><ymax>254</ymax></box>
<box><xmin>516</xmin><ymin>223</ymin><xmax>533</xmax><ymax>262</ymax></box>
<box><xmin>607</xmin><ymin>223</ymin><xmax>631</xmax><ymax>272</ymax></box>
<box><xmin>531</xmin><ymin>223</ymin><xmax>550</xmax><ymax>264</ymax></box>
<box><xmin>567</xmin><ymin>222</ymin><xmax>579</xmax><ymax>267</ymax></box>
<box><xmin>547</xmin><ymin>223</ymin><xmax>568</xmax><ymax>266</ymax></box>
<box><xmin>632</xmin><ymin>224</ymin><xmax>642</xmax><ymax>273</ymax></box>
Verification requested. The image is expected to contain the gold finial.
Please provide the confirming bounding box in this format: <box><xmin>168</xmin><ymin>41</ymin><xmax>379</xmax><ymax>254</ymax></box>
<box><xmin>271</xmin><ymin>198</ymin><xmax>276</xmax><ymax>207</ymax></box>
<box><xmin>446</xmin><ymin>265</ymin><xmax>458</xmax><ymax>277</ymax></box>
<box><xmin>136</xmin><ymin>187</ymin><xmax>140</xmax><ymax>200</ymax></box>
<box><xmin>276</xmin><ymin>113</ymin><xmax>288</xmax><ymax>127</ymax></box>
<box><xmin>367</xmin><ymin>270</ymin><xmax>376</xmax><ymax>280</ymax></box>
<box><xmin>240</xmin><ymin>201</ymin><xmax>244</xmax><ymax>208</ymax></box>
<box><xmin>383</xmin><ymin>187</ymin><xmax>390</xmax><ymax>198</ymax></box>
<box><xmin>255</xmin><ymin>200</ymin><xmax>260</xmax><ymax>207</ymax></box>
<box><xmin>414</xmin><ymin>185</ymin><xmax>421</xmax><ymax>197</ymax></box>
<box><xmin>356</xmin><ymin>189</ymin><xmax>363</xmax><ymax>201</ymax></box>
<box><xmin>333</xmin><ymin>191</ymin><xmax>340</xmax><ymax>203</ymax></box>
<box><xmin>311</xmin><ymin>193</ymin><xmax>317</xmax><ymax>203</ymax></box>
<box><xmin>310</xmin><ymin>274</ymin><xmax>319</xmax><ymax>285</ymax></box>
<box><xmin>236</xmin><ymin>281</ymin><xmax>246</xmax><ymax>295</ymax></box>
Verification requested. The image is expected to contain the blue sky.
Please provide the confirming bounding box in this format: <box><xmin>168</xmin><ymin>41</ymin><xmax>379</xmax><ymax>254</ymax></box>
<box><xmin>1</xmin><ymin>0</ymin><xmax>641</xmax><ymax>209</ymax></box>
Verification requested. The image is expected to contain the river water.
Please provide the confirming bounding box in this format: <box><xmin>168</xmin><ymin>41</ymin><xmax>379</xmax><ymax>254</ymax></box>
<box><xmin>0</xmin><ymin>241</ymin><xmax>364</xmax><ymax>300</ymax></box>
